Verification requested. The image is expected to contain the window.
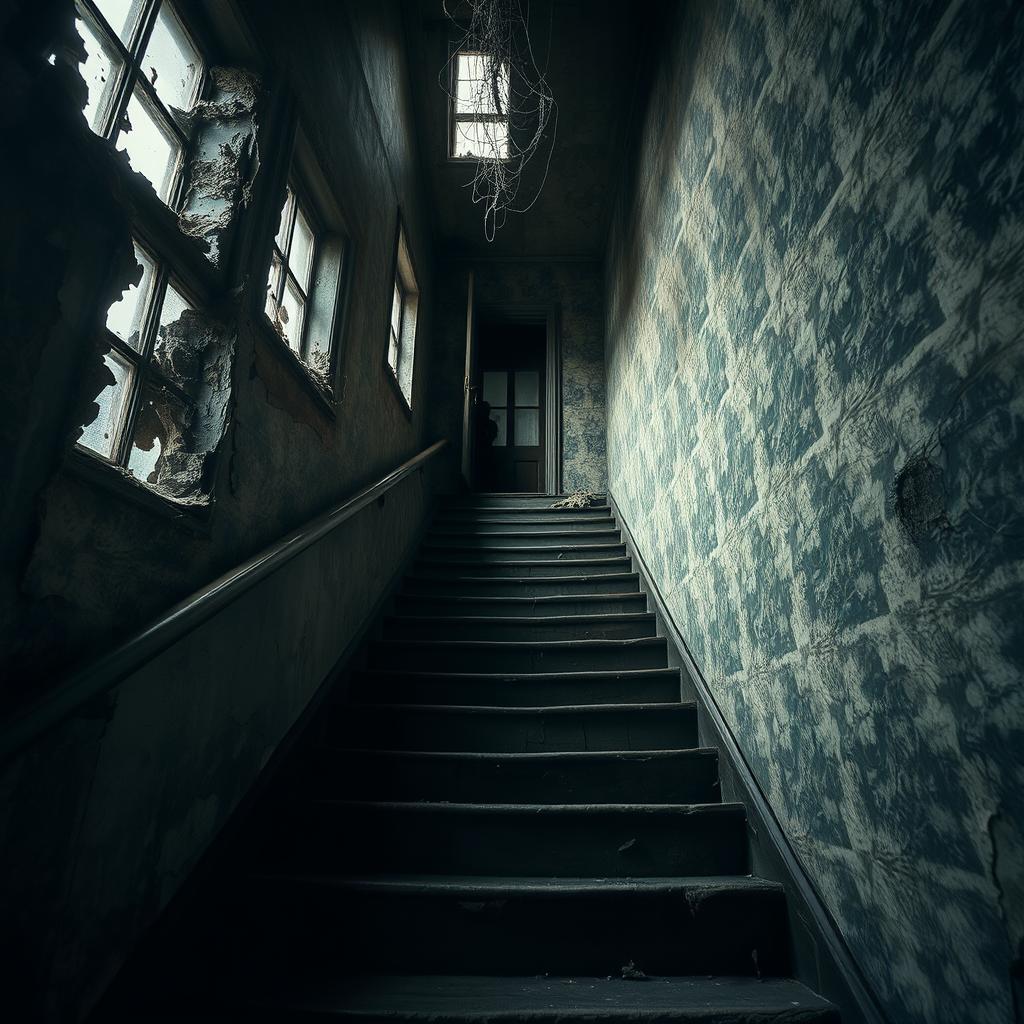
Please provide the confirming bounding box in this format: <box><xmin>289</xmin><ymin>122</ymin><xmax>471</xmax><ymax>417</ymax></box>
<box><xmin>76</xmin><ymin>0</ymin><xmax>205</xmax><ymax>205</ymax></box>
<box><xmin>387</xmin><ymin>220</ymin><xmax>419</xmax><ymax>409</ymax></box>
<box><xmin>77</xmin><ymin>237</ymin><xmax>199</xmax><ymax>490</ymax></box>
<box><xmin>265</xmin><ymin>182</ymin><xmax>319</xmax><ymax>364</ymax></box>
<box><xmin>450</xmin><ymin>51</ymin><xmax>509</xmax><ymax>160</ymax></box>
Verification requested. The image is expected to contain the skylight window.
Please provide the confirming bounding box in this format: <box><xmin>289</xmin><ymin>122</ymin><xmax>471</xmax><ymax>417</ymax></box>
<box><xmin>451</xmin><ymin>51</ymin><xmax>509</xmax><ymax>160</ymax></box>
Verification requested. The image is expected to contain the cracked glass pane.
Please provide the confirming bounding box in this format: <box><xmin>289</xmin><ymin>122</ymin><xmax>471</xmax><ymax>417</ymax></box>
<box><xmin>77</xmin><ymin>16</ymin><xmax>121</xmax><ymax>134</ymax></box>
<box><xmin>92</xmin><ymin>0</ymin><xmax>144</xmax><ymax>44</ymax></box>
<box><xmin>116</xmin><ymin>89</ymin><xmax>181</xmax><ymax>202</ymax></box>
<box><xmin>127</xmin><ymin>381</ymin><xmax>190</xmax><ymax>488</ymax></box>
<box><xmin>78</xmin><ymin>351</ymin><xmax>132</xmax><ymax>458</ymax></box>
<box><xmin>290</xmin><ymin>206</ymin><xmax>315</xmax><ymax>292</ymax></box>
<box><xmin>105</xmin><ymin>243</ymin><xmax>156</xmax><ymax>351</ymax></box>
<box><xmin>142</xmin><ymin>3</ymin><xmax>202</xmax><ymax>113</ymax></box>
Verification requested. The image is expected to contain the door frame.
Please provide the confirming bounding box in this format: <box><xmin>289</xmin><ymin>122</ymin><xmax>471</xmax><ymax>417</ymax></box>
<box><xmin>469</xmin><ymin>302</ymin><xmax>561</xmax><ymax>496</ymax></box>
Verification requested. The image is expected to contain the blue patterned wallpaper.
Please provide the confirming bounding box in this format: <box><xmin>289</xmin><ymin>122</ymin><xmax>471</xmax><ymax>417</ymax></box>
<box><xmin>604</xmin><ymin>3</ymin><xmax>1024</xmax><ymax>1022</ymax></box>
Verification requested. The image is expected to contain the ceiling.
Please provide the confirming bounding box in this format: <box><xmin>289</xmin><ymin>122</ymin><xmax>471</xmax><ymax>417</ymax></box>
<box><xmin>403</xmin><ymin>0</ymin><xmax>647</xmax><ymax>259</ymax></box>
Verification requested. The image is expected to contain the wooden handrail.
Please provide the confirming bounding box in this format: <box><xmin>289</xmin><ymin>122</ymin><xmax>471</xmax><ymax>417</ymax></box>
<box><xmin>0</xmin><ymin>439</ymin><xmax>448</xmax><ymax>762</ymax></box>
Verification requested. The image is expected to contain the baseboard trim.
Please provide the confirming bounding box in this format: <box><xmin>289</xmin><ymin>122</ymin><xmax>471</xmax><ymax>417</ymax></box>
<box><xmin>609</xmin><ymin>490</ymin><xmax>889</xmax><ymax>1024</ymax></box>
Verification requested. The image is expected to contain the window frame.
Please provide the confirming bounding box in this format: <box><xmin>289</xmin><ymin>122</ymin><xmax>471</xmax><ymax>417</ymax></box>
<box><xmin>266</xmin><ymin>176</ymin><xmax>322</xmax><ymax>363</ymax></box>
<box><xmin>76</xmin><ymin>0</ymin><xmax>208</xmax><ymax>210</ymax></box>
<box><xmin>78</xmin><ymin>233</ymin><xmax>200</xmax><ymax>475</ymax></box>
<box><xmin>448</xmin><ymin>48</ymin><xmax>511</xmax><ymax>162</ymax></box>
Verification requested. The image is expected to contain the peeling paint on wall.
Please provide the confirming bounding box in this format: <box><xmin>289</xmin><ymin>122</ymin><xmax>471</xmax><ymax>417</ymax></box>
<box><xmin>604</xmin><ymin>2</ymin><xmax>1024</xmax><ymax>1022</ymax></box>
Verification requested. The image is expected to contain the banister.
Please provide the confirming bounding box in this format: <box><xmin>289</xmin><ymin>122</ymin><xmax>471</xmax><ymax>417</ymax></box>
<box><xmin>0</xmin><ymin>438</ymin><xmax>448</xmax><ymax>763</ymax></box>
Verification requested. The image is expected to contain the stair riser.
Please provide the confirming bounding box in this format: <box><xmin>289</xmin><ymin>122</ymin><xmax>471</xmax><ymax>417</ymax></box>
<box><xmin>369</xmin><ymin>640</ymin><xmax>668</xmax><ymax>673</ymax></box>
<box><xmin>232</xmin><ymin>885</ymin><xmax>789</xmax><ymax>977</ymax></box>
<box><xmin>414</xmin><ymin>558</ymin><xmax>632</xmax><ymax>578</ymax></box>
<box><xmin>350</xmin><ymin>673</ymin><xmax>679</xmax><ymax>707</ymax></box>
<box><xmin>425</xmin><ymin>530</ymin><xmax>621</xmax><ymax>547</ymax></box>
<box><xmin>330</xmin><ymin>706</ymin><xmax>697</xmax><ymax>753</ymax></box>
<box><xmin>395</xmin><ymin>594</ymin><xmax>647</xmax><ymax>617</ymax></box>
<box><xmin>384</xmin><ymin>617</ymin><xmax>656</xmax><ymax>643</ymax></box>
<box><xmin>305</xmin><ymin>750</ymin><xmax>719</xmax><ymax>803</ymax></box>
<box><xmin>271</xmin><ymin>806</ymin><xmax>748</xmax><ymax>877</ymax></box>
<box><xmin>421</xmin><ymin>545</ymin><xmax>628</xmax><ymax>561</ymax></box>
<box><xmin>402</xmin><ymin>574</ymin><xmax>640</xmax><ymax>596</ymax></box>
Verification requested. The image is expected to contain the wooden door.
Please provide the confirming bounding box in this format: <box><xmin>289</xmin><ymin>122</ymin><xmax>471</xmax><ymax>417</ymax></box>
<box><xmin>473</xmin><ymin>325</ymin><xmax>546</xmax><ymax>493</ymax></box>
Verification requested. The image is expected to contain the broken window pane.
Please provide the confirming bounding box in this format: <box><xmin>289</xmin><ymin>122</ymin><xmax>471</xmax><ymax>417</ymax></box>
<box><xmin>151</xmin><ymin>281</ymin><xmax>192</xmax><ymax>378</ymax></box>
<box><xmin>280</xmin><ymin>276</ymin><xmax>306</xmax><ymax>352</ymax></box>
<box><xmin>105</xmin><ymin>243</ymin><xmax>156</xmax><ymax>350</ymax></box>
<box><xmin>77</xmin><ymin>16</ymin><xmax>121</xmax><ymax>134</ymax></box>
<box><xmin>116</xmin><ymin>89</ymin><xmax>181</xmax><ymax>202</ymax></box>
<box><xmin>265</xmin><ymin>252</ymin><xmax>284</xmax><ymax>323</ymax></box>
<box><xmin>453</xmin><ymin>119</ymin><xmax>508</xmax><ymax>160</ymax></box>
<box><xmin>127</xmin><ymin>380</ymin><xmax>190</xmax><ymax>489</ymax></box>
<box><xmin>78</xmin><ymin>351</ymin><xmax>132</xmax><ymax>458</ymax></box>
<box><xmin>92</xmin><ymin>0</ymin><xmax>144</xmax><ymax>44</ymax></box>
<box><xmin>274</xmin><ymin>188</ymin><xmax>295</xmax><ymax>251</ymax></box>
<box><xmin>142</xmin><ymin>3</ymin><xmax>202</xmax><ymax>113</ymax></box>
<box><xmin>290</xmin><ymin>207</ymin><xmax>315</xmax><ymax>291</ymax></box>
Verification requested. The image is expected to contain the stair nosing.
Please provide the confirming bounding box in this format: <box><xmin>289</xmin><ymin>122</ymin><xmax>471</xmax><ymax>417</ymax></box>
<box><xmin>309</xmin><ymin>798</ymin><xmax>745</xmax><ymax>815</ymax></box>
<box><xmin>349</xmin><ymin>701</ymin><xmax>696</xmax><ymax>714</ymax></box>
<box><xmin>317</xmin><ymin>746</ymin><xmax>717</xmax><ymax>761</ymax></box>
<box><xmin>385</xmin><ymin>612</ymin><xmax>656</xmax><ymax>627</ymax></box>
<box><xmin>370</xmin><ymin>637</ymin><xmax>666</xmax><ymax>650</ymax></box>
<box><xmin>246</xmin><ymin>872</ymin><xmax>779</xmax><ymax>897</ymax></box>
<box><xmin>355</xmin><ymin>667</ymin><xmax>679</xmax><ymax>681</ymax></box>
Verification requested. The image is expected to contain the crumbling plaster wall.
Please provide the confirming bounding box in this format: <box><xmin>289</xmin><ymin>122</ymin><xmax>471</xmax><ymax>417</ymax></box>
<box><xmin>429</xmin><ymin>260</ymin><xmax>607</xmax><ymax>494</ymax></box>
<box><xmin>3</xmin><ymin>0</ymin><xmax>441</xmax><ymax>696</ymax></box>
<box><xmin>604</xmin><ymin>2</ymin><xmax>1024</xmax><ymax>1023</ymax></box>
<box><xmin>0</xmin><ymin>0</ymin><xmax>444</xmax><ymax>1019</ymax></box>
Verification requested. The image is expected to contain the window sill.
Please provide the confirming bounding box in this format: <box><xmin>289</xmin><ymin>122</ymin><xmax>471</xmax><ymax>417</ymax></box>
<box><xmin>64</xmin><ymin>446</ymin><xmax>214</xmax><ymax>534</ymax></box>
<box><xmin>257</xmin><ymin>317</ymin><xmax>337</xmax><ymax>421</ymax></box>
<box><xmin>383</xmin><ymin>361</ymin><xmax>413</xmax><ymax>420</ymax></box>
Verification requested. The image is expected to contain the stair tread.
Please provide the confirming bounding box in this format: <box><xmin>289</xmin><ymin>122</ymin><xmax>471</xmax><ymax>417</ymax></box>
<box><xmin>406</xmin><ymin>573</ymin><xmax>638</xmax><ymax>582</ymax></box>
<box><xmin>247</xmin><ymin>873</ymin><xmax>781</xmax><ymax>896</ymax></box>
<box><xmin>239</xmin><ymin>973</ymin><xmax>838</xmax><ymax>1019</ymax></box>
<box><xmin>398</xmin><ymin>593</ymin><xmax>645</xmax><ymax>604</ymax></box>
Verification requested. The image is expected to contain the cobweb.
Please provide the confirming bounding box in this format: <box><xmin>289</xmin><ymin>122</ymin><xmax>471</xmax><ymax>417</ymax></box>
<box><xmin>440</xmin><ymin>0</ymin><xmax>557</xmax><ymax>241</ymax></box>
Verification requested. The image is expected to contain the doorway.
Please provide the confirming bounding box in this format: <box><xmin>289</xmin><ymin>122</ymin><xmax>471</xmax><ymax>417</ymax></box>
<box><xmin>472</xmin><ymin>321</ymin><xmax>548</xmax><ymax>493</ymax></box>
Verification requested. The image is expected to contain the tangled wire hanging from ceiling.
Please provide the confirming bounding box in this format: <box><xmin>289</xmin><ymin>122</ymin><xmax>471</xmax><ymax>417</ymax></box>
<box><xmin>440</xmin><ymin>0</ymin><xmax>557</xmax><ymax>241</ymax></box>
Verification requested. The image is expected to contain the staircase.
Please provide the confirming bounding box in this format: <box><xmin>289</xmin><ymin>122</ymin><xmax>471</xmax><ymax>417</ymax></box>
<box><xmin>113</xmin><ymin>494</ymin><xmax>839</xmax><ymax>1021</ymax></box>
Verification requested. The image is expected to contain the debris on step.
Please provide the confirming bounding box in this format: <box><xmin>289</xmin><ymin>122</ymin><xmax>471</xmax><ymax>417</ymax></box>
<box><xmin>621</xmin><ymin>960</ymin><xmax>648</xmax><ymax>980</ymax></box>
<box><xmin>550</xmin><ymin>492</ymin><xmax>602</xmax><ymax>509</ymax></box>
